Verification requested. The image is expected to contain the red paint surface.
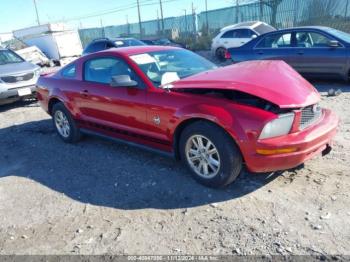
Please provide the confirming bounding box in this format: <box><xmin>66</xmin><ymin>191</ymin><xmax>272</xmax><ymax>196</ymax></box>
<box><xmin>37</xmin><ymin>46</ymin><xmax>339</xmax><ymax>172</ymax></box>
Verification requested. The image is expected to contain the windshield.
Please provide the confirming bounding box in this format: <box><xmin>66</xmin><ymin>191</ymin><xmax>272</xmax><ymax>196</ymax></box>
<box><xmin>326</xmin><ymin>28</ymin><xmax>350</xmax><ymax>43</ymax></box>
<box><xmin>130</xmin><ymin>49</ymin><xmax>217</xmax><ymax>86</ymax></box>
<box><xmin>0</xmin><ymin>50</ymin><xmax>24</xmax><ymax>65</ymax></box>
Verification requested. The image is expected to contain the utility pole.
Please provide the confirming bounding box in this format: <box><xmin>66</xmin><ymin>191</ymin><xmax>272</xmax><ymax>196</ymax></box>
<box><xmin>100</xmin><ymin>19</ymin><xmax>105</xmax><ymax>38</ymax></box>
<box><xmin>235</xmin><ymin>0</ymin><xmax>239</xmax><ymax>23</ymax></box>
<box><xmin>345</xmin><ymin>0</ymin><xmax>349</xmax><ymax>19</ymax></box>
<box><xmin>126</xmin><ymin>15</ymin><xmax>130</xmax><ymax>36</ymax></box>
<box><xmin>157</xmin><ymin>10</ymin><xmax>161</xmax><ymax>36</ymax></box>
<box><xmin>293</xmin><ymin>0</ymin><xmax>299</xmax><ymax>26</ymax></box>
<box><xmin>183</xmin><ymin>9</ymin><xmax>187</xmax><ymax>35</ymax></box>
<box><xmin>205</xmin><ymin>0</ymin><xmax>209</xmax><ymax>34</ymax></box>
<box><xmin>136</xmin><ymin>0</ymin><xmax>142</xmax><ymax>37</ymax></box>
<box><xmin>192</xmin><ymin>2</ymin><xmax>196</xmax><ymax>35</ymax></box>
<box><xmin>159</xmin><ymin>0</ymin><xmax>165</xmax><ymax>36</ymax></box>
<box><xmin>33</xmin><ymin>0</ymin><xmax>40</xmax><ymax>25</ymax></box>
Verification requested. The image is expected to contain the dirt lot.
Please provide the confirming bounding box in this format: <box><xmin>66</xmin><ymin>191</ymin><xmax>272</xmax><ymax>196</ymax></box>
<box><xmin>0</xmin><ymin>79</ymin><xmax>349</xmax><ymax>257</ymax></box>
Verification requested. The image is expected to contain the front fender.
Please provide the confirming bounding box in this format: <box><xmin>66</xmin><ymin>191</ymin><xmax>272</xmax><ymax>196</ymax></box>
<box><xmin>173</xmin><ymin>103</ymin><xmax>247</xmax><ymax>144</ymax></box>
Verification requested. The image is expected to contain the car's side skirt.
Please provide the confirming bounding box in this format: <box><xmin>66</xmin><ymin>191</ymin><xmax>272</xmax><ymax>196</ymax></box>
<box><xmin>77</xmin><ymin>120</ymin><xmax>175</xmax><ymax>158</ymax></box>
<box><xmin>80</xmin><ymin>128</ymin><xmax>175</xmax><ymax>159</ymax></box>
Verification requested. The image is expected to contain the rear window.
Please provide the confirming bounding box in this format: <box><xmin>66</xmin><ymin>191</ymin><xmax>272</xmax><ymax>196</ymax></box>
<box><xmin>61</xmin><ymin>64</ymin><xmax>76</xmax><ymax>78</ymax></box>
<box><xmin>254</xmin><ymin>24</ymin><xmax>276</xmax><ymax>35</ymax></box>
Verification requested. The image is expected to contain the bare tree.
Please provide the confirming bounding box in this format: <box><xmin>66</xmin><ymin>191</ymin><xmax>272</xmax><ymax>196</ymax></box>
<box><xmin>262</xmin><ymin>0</ymin><xmax>283</xmax><ymax>27</ymax></box>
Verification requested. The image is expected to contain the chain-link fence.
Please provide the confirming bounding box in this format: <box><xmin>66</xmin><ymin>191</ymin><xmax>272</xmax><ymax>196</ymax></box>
<box><xmin>79</xmin><ymin>0</ymin><xmax>350</xmax><ymax>48</ymax></box>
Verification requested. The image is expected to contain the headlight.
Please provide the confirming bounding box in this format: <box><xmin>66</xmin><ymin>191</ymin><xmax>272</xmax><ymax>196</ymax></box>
<box><xmin>34</xmin><ymin>68</ymin><xmax>42</xmax><ymax>77</ymax></box>
<box><xmin>259</xmin><ymin>113</ymin><xmax>295</xmax><ymax>139</ymax></box>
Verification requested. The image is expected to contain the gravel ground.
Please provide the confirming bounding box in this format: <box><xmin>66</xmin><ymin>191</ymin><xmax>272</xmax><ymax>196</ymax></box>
<box><xmin>0</xmin><ymin>73</ymin><xmax>349</xmax><ymax>257</ymax></box>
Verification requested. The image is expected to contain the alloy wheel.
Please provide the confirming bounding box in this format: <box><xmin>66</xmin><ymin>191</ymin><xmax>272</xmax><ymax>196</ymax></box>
<box><xmin>185</xmin><ymin>135</ymin><xmax>221</xmax><ymax>179</ymax></box>
<box><xmin>54</xmin><ymin>110</ymin><xmax>70</xmax><ymax>138</ymax></box>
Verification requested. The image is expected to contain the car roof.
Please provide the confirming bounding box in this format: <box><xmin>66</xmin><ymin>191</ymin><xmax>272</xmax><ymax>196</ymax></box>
<box><xmin>93</xmin><ymin>45</ymin><xmax>180</xmax><ymax>56</ymax></box>
<box><xmin>141</xmin><ymin>37</ymin><xmax>169</xmax><ymax>40</ymax></box>
<box><xmin>270</xmin><ymin>26</ymin><xmax>332</xmax><ymax>33</ymax></box>
<box><xmin>91</xmin><ymin>37</ymin><xmax>136</xmax><ymax>42</ymax></box>
<box><xmin>220</xmin><ymin>21</ymin><xmax>264</xmax><ymax>31</ymax></box>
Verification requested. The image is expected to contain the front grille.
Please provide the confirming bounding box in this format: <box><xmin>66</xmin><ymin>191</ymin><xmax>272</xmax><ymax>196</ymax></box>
<box><xmin>300</xmin><ymin>104</ymin><xmax>322</xmax><ymax>130</ymax></box>
<box><xmin>1</xmin><ymin>72</ymin><xmax>34</xmax><ymax>83</ymax></box>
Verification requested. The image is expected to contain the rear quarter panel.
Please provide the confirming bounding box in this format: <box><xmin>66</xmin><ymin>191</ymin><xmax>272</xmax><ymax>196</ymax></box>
<box><xmin>36</xmin><ymin>74</ymin><xmax>81</xmax><ymax>117</ymax></box>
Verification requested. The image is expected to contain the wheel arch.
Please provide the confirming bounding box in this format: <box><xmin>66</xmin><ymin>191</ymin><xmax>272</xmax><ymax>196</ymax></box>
<box><xmin>48</xmin><ymin>97</ymin><xmax>64</xmax><ymax>115</ymax></box>
<box><xmin>172</xmin><ymin>117</ymin><xmax>242</xmax><ymax>161</ymax></box>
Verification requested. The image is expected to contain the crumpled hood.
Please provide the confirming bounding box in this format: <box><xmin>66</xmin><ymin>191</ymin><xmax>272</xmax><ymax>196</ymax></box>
<box><xmin>170</xmin><ymin>60</ymin><xmax>320</xmax><ymax>108</ymax></box>
<box><xmin>0</xmin><ymin>61</ymin><xmax>38</xmax><ymax>77</ymax></box>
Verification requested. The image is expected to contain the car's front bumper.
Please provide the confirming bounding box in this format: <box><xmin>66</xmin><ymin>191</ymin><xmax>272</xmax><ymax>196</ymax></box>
<box><xmin>244</xmin><ymin>109</ymin><xmax>339</xmax><ymax>173</ymax></box>
<box><xmin>0</xmin><ymin>85</ymin><xmax>37</xmax><ymax>100</ymax></box>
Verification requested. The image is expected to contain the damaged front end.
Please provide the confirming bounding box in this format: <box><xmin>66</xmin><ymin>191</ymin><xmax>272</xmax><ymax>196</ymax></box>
<box><xmin>174</xmin><ymin>88</ymin><xmax>287</xmax><ymax>114</ymax></box>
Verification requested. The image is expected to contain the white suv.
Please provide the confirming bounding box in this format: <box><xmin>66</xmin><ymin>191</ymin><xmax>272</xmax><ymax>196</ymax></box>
<box><xmin>211</xmin><ymin>21</ymin><xmax>275</xmax><ymax>60</ymax></box>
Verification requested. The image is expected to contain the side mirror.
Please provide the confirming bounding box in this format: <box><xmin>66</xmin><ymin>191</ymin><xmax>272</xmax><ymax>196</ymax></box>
<box><xmin>110</xmin><ymin>75</ymin><xmax>138</xmax><ymax>87</ymax></box>
<box><xmin>252</xmin><ymin>34</ymin><xmax>258</xmax><ymax>39</ymax></box>
<box><xmin>329</xmin><ymin>40</ymin><xmax>339</xmax><ymax>47</ymax></box>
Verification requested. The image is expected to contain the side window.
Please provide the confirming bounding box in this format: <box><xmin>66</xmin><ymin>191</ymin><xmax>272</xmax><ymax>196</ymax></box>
<box><xmin>256</xmin><ymin>33</ymin><xmax>292</xmax><ymax>48</ymax></box>
<box><xmin>233</xmin><ymin>29</ymin><xmax>254</xmax><ymax>38</ymax></box>
<box><xmin>221</xmin><ymin>30</ymin><xmax>233</xmax><ymax>39</ymax></box>
<box><xmin>61</xmin><ymin>64</ymin><xmax>76</xmax><ymax>79</ymax></box>
<box><xmin>296</xmin><ymin>32</ymin><xmax>332</xmax><ymax>48</ymax></box>
<box><xmin>84</xmin><ymin>57</ymin><xmax>142</xmax><ymax>86</ymax></box>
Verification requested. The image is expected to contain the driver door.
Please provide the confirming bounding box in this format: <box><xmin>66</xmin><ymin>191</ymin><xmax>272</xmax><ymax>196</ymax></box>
<box><xmin>292</xmin><ymin>31</ymin><xmax>348</xmax><ymax>75</ymax></box>
<box><xmin>77</xmin><ymin>56</ymin><xmax>148</xmax><ymax>134</ymax></box>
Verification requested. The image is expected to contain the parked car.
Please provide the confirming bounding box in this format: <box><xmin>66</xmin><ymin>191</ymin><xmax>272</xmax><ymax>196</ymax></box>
<box><xmin>0</xmin><ymin>48</ymin><xmax>40</xmax><ymax>105</ymax></box>
<box><xmin>141</xmin><ymin>38</ymin><xmax>186</xmax><ymax>48</ymax></box>
<box><xmin>211</xmin><ymin>21</ymin><xmax>275</xmax><ymax>60</ymax></box>
<box><xmin>226</xmin><ymin>26</ymin><xmax>350</xmax><ymax>81</ymax></box>
<box><xmin>83</xmin><ymin>37</ymin><xmax>145</xmax><ymax>55</ymax></box>
<box><xmin>37</xmin><ymin>46</ymin><xmax>338</xmax><ymax>188</ymax></box>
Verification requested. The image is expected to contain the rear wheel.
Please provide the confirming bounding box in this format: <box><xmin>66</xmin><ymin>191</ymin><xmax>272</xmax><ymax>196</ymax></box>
<box><xmin>180</xmin><ymin>121</ymin><xmax>242</xmax><ymax>188</ymax></box>
<box><xmin>52</xmin><ymin>102</ymin><xmax>81</xmax><ymax>143</ymax></box>
<box><xmin>215</xmin><ymin>47</ymin><xmax>226</xmax><ymax>61</ymax></box>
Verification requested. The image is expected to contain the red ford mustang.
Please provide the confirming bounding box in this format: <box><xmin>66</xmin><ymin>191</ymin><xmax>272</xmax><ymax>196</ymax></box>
<box><xmin>36</xmin><ymin>46</ymin><xmax>339</xmax><ymax>188</ymax></box>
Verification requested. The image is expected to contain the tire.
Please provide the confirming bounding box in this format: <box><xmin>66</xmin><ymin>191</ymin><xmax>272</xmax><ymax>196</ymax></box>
<box><xmin>215</xmin><ymin>47</ymin><xmax>226</xmax><ymax>61</ymax></box>
<box><xmin>52</xmin><ymin>102</ymin><xmax>81</xmax><ymax>143</ymax></box>
<box><xmin>179</xmin><ymin>121</ymin><xmax>242</xmax><ymax>188</ymax></box>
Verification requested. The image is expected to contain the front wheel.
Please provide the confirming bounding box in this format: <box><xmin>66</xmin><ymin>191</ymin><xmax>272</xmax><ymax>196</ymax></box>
<box><xmin>52</xmin><ymin>102</ymin><xmax>81</xmax><ymax>143</ymax></box>
<box><xmin>179</xmin><ymin>121</ymin><xmax>242</xmax><ymax>188</ymax></box>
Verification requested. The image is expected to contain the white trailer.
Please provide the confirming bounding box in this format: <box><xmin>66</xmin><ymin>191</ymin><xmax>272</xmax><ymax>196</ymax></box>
<box><xmin>13</xmin><ymin>23</ymin><xmax>82</xmax><ymax>66</ymax></box>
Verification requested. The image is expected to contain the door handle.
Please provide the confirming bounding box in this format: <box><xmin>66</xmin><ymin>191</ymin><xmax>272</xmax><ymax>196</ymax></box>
<box><xmin>80</xmin><ymin>90</ymin><xmax>89</xmax><ymax>97</ymax></box>
<box><xmin>297</xmin><ymin>51</ymin><xmax>304</xmax><ymax>55</ymax></box>
<box><xmin>257</xmin><ymin>51</ymin><xmax>264</xmax><ymax>55</ymax></box>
